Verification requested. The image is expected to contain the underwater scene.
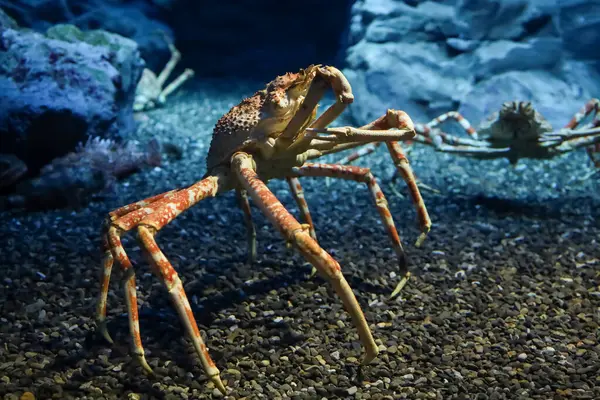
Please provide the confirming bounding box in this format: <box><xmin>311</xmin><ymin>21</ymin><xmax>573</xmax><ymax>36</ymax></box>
<box><xmin>0</xmin><ymin>0</ymin><xmax>599</xmax><ymax>399</ymax></box>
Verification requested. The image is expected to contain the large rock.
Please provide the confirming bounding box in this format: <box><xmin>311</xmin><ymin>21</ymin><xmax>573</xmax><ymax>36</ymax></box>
<box><xmin>1</xmin><ymin>0</ymin><xmax>172</xmax><ymax>71</ymax></box>
<box><xmin>344</xmin><ymin>0</ymin><xmax>600</xmax><ymax>129</ymax></box>
<box><xmin>0</xmin><ymin>23</ymin><xmax>145</xmax><ymax>172</ymax></box>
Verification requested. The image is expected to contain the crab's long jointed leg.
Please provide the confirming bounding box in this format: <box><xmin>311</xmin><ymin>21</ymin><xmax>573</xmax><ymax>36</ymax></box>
<box><xmin>96</xmin><ymin>189</ymin><xmax>179</xmax><ymax>344</ymax></box>
<box><xmin>159</xmin><ymin>68</ymin><xmax>195</xmax><ymax>103</ymax></box>
<box><xmin>336</xmin><ymin>111</ymin><xmax>479</xmax><ymax>164</ymax></box>
<box><xmin>232</xmin><ymin>152</ymin><xmax>379</xmax><ymax>364</ymax></box>
<box><xmin>289</xmin><ymin>163</ymin><xmax>412</xmax><ymax>297</ymax></box>
<box><xmin>564</xmin><ymin>98</ymin><xmax>600</xmax><ymax>130</ymax></box>
<box><xmin>337</xmin><ymin>143</ymin><xmax>381</xmax><ymax>164</ymax></box>
<box><xmin>286</xmin><ymin>177</ymin><xmax>317</xmax><ymax>241</ymax></box>
<box><xmin>156</xmin><ymin>43</ymin><xmax>182</xmax><ymax>89</ymax></box>
<box><xmin>563</xmin><ymin>99</ymin><xmax>600</xmax><ymax>170</ymax></box>
<box><xmin>97</xmin><ymin>176</ymin><xmax>228</xmax><ymax>394</ymax></box>
<box><xmin>319</xmin><ymin>111</ymin><xmax>431</xmax><ymax>246</ymax></box>
<box><xmin>385</xmin><ymin>141</ymin><xmax>431</xmax><ymax>247</ymax></box>
<box><xmin>236</xmin><ymin>189</ymin><xmax>257</xmax><ymax>263</ymax></box>
<box><xmin>281</xmin><ymin>66</ymin><xmax>354</xmax><ymax>142</ymax></box>
<box><xmin>422</xmin><ymin>111</ymin><xmax>479</xmax><ymax>140</ymax></box>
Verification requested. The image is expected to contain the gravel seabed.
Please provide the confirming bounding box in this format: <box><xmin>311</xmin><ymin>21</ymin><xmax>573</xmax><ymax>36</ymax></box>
<box><xmin>1</xmin><ymin>80</ymin><xmax>599</xmax><ymax>400</ymax></box>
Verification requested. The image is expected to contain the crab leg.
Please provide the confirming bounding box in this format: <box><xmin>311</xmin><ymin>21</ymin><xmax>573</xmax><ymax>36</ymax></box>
<box><xmin>334</xmin><ymin>113</ymin><xmax>480</xmax><ymax>165</ymax></box>
<box><xmin>156</xmin><ymin>43</ymin><xmax>182</xmax><ymax>89</ymax></box>
<box><xmin>98</xmin><ymin>175</ymin><xmax>228</xmax><ymax>394</ymax></box>
<box><xmin>159</xmin><ymin>68</ymin><xmax>195</xmax><ymax>102</ymax></box>
<box><xmin>422</xmin><ymin>111</ymin><xmax>479</xmax><ymax>139</ymax></box>
<box><xmin>564</xmin><ymin>98</ymin><xmax>600</xmax><ymax>129</ymax></box>
<box><xmin>286</xmin><ymin>176</ymin><xmax>320</xmax><ymax>276</ymax></box>
<box><xmin>236</xmin><ymin>189</ymin><xmax>257</xmax><ymax>263</ymax></box>
<box><xmin>347</xmin><ymin>112</ymin><xmax>431</xmax><ymax>246</ymax></box>
<box><xmin>289</xmin><ymin>163</ymin><xmax>413</xmax><ymax>297</ymax></box>
<box><xmin>232</xmin><ymin>152</ymin><xmax>379</xmax><ymax>364</ymax></box>
<box><xmin>384</xmin><ymin>141</ymin><xmax>431</xmax><ymax>247</ymax></box>
<box><xmin>309</xmin><ymin>109</ymin><xmax>416</xmax><ymax>153</ymax></box>
<box><xmin>96</xmin><ymin>190</ymin><xmax>179</xmax><ymax>343</ymax></box>
<box><xmin>317</xmin><ymin>111</ymin><xmax>431</xmax><ymax>245</ymax></box>
<box><xmin>562</xmin><ymin>99</ymin><xmax>600</xmax><ymax>170</ymax></box>
<box><xmin>286</xmin><ymin>177</ymin><xmax>317</xmax><ymax>241</ymax></box>
<box><xmin>336</xmin><ymin>143</ymin><xmax>381</xmax><ymax>164</ymax></box>
<box><xmin>281</xmin><ymin>66</ymin><xmax>354</xmax><ymax>141</ymax></box>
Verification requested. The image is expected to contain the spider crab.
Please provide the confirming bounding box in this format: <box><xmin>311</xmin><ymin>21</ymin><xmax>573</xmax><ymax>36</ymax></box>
<box><xmin>134</xmin><ymin>40</ymin><xmax>195</xmax><ymax>111</ymax></box>
<box><xmin>339</xmin><ymin>100</ymin><xmax>600</xmax><ymax>177</ymax></box>
<box><xmin>95</xmin><ymin>65</ymin><xmax>430</xmax><ymax>393</ymax></box>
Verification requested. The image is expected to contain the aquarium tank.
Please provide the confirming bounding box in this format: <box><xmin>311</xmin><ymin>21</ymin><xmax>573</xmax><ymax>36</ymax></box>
<box><xmin>0</xmin><ymin>0</ymin><xmax>598</xmax><ymax>399</ymax></box>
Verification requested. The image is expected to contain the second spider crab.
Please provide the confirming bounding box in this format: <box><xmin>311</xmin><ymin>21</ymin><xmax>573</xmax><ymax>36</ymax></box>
<box><xmin>134</xmin><ymin>40</ymin><xmax>195</xmax><ymax>111</ymax></box>
<box><xmin>95</xmin><ymin>65</ymin><xmax>431</xmax><ymax>394</ymax></box>
<box><xmin>339</xmin><ymin>100</ymin><xmax>600</xmax><ymax>180</ymax></box>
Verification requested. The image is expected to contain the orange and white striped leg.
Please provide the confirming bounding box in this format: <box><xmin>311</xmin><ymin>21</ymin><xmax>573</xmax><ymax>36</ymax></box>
<box><xmin>236</xmin><ymin>188</ymin><xmax>257</xmax><ymax>263</ymax></box>
<box><xmin>289</xmin><ymin>163</ymin><xmax>411</xmax><ymax>298</ymax></box>
<box><xmin>564</xmin><ymin>98</ymin><xmax>600</xmax><ymax>129</ymax></box>
<box><xmin>98</xmin><ymin>176</ymin><xmax>227</xmax><ymax>394</ymax></box>
<box><xmin>96</xmin><ymin>189</ymin><xmax>179</xmax><ymax>345</ymax></box>
<box><xmin>232</xmin><ymin>152</ymin><xmax>379</xmax><ymax>364</ymax></box>
<box><xmin>286</xmin><ymin>177</ymin><xmax>319</xmax><ymax>276</ymax></box>
<box><xmin>563</xmin><ymin>99</ymin><xmax>600</xmax><ymax>169</ymax></box>
<box><xmin>385</xmin><ymin>142</ymin><xmax>431</xmax><ymax>248</ymax></box>
<box><xmin>421</xmin><ymin>110</ymin><xmax>479</xmax><ymax>140</ymax></box>
<box><xmin>336</xmin><ymin>112</ymin><xmax>432</xmax><ymax>248</ymax></box>
<box><xmin>337</xmin><ymin>142</ymin><xmax>381</xmax><ymax>165</ymax></box>
<box><xmin>132</xmin><ymin>176</ymin><xmax>226</xmax><ymax>394</ymax></box>
<box><xmin>286</xmin><ymin>177</ymin><xmax>317</xmax><ymax>241</ymax></box>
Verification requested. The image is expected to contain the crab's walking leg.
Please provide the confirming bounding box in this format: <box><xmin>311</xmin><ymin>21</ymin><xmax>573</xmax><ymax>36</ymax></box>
<box><xmin>236</xmin><ymin>188</ymin><xmax>257</xmax><ymax>263</ymax></box>
<box><xmin>282</xmin><ymin>66</ymin><xmax>354</xmax><ymax>141</ymax></box>
<box><xmin>563</xmin><ymin>99</ymin><xmax>600</xmax><ymax>170</ymax></box>
<box><xmin>356</xmin><ymin>113</ymin><xmax>430</xmax><ymax>245</ymax></box>
<box><xmin>232</xmin><ymin>152</ymin><xmax>379</xmax><ymax>364</ymax></box>
<box><xmin>131</xmin><ymin>176</ymin><xmax>226</xmax><ymax>394</ymax></box>
<box><xmin>286</xmin><ymin>177</ymin><xmax>319</xmax><ymax>276</ymax></box>
<box><xmin>289</xmin><ymin>163</ymin><xmax>411</xmax><ymax>298</ymax></box>
<box><xmin>384</xmin><ymin>142</ymin><xmax>431</xmax><ymax>248</ymax></box>
<box><xmin>564</xmin><ymin>98</ymin><xmax>600</xmax><ymax>129</ymax></box>
<box><xmin>97</xmin><ymin>176</ymin><xmax>227</xmax><ymax>394</ymax></box>
<box><xmin>286</xmin><ymin>177</ymin><xmax>317</xmax><ymax>241</ymax></box>
<box><xmin>156</xmin><ymin>43</ymin><xmax>182</xmax><ymax>89</ymax></box>
<box><xmin>422</xmin><ymin>111</ymin><xmax>479</xmax><ymax>140</ymax></box>
<box><xmin>319</xmin><ymin>111</ymin><xmax>431</xmax><ymax>247</ymax></box>
<box><xmin>96</xmin><ymin>190</ymin><xmax>178</xmax><ymax>343</ymax></box>
<box><xmin>159</xmin><ymin>68</ymin><xmax>195</xmax><ymax>103</ymax></box>
<box><xmin>337</xmin><ymin>143</ymin><xmax>382</xmax><ymax>164</ymax></box>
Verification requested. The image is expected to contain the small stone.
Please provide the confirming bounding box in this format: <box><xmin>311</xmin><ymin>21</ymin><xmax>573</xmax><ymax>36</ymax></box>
<box><xmin>348</xmin><ymin>386</ymin><xmax>358</xmax><ymax>395</ymax></box>
<box><xmin>542</xmin><ymin>347</ymin><xmax>556</xmax><ymax>355</ymax></box>
<box><xmin>20</xmin><ymin>393</ymin><xmax>35</xmax><ymax>400</ymax></box>
<box><xmin>517</xmin><ymin>353</ymin><xmax>527</xmax><ymax>361</ymax></box>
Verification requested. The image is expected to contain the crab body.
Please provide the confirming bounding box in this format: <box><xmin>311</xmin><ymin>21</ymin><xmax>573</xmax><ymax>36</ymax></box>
<box><xmin>95</xmin><ymin>65</ymin><xmax>431</xmax><ymax>395</ymax></box>
<box><xmin>206</xmin><ymin>66</ymin><xmax>319</xmax><ymax>182</ymax></box>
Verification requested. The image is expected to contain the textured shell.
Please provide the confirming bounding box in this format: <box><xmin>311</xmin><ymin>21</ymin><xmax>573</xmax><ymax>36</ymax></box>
<box><xmin>205</xmin><ymin>67</ymin><xmax>316</xmax><ymax>172</ymax></box>
<box><xmin>205</xmin><ymin>90</ymin><xmax>265</xmax><ymax>171</ymax></box>
<box><xmin>479</xmin><ymin>101</ymin><xmax>553</xmax><ymax>140</ymax></box>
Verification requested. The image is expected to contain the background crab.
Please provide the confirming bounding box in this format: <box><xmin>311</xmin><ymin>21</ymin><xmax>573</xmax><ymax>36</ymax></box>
<box><xmin>339</xmin><ymin>100</ymin><xmax>600</xmax><ymax>181</ymax></box>
<box><xmin>96</xmin><ymin>65</ymin><xmax>430</xmax><ymax>394</ymax></box>
<box><xmin>133</xmin><ymin>39</ymin><xmax>195</xmax><ymax>112</ymax></box>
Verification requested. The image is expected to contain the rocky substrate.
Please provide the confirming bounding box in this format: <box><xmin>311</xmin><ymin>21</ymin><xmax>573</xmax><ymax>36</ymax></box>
<box><xmin>0</xmin><ymin>81</ymin><xmax>599</xmax><ymax>399</ymax></box>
